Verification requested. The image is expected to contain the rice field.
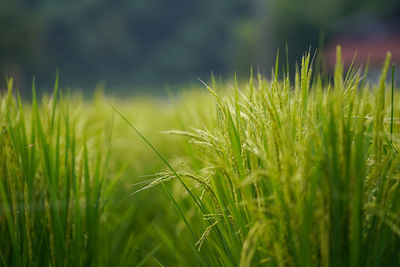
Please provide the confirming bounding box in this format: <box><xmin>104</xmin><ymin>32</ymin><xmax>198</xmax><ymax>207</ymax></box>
<box><xmin>1</xmin><ymin>48</ymin><xmax>400</xmax><ymax>266</ymax></box>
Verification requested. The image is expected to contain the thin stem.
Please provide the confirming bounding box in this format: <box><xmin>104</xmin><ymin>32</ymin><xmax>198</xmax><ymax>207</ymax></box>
<box><xmin>391</xmin><ymin>64</ymin><xmax>395</xmax><ymax>143</ymax></box>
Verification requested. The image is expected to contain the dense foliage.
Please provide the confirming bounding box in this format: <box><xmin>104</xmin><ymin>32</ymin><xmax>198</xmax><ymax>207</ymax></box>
<box><xmin>1</xmin><ymin>0</ymin><xmax>399</xmax><ymax>92</ymax></box>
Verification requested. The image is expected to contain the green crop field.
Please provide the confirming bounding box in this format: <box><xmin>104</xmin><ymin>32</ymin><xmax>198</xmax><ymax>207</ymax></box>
<box><xmin>1</xmin><ymin>48</ymin><xmax>400</xmax><ymax>266</ymax></box>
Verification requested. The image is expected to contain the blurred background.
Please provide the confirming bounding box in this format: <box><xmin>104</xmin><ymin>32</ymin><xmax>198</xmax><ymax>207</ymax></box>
<box><xmin>1</xmin><ymin>0</ymin><xmax>399</xmax><ymax>95</ymax></box>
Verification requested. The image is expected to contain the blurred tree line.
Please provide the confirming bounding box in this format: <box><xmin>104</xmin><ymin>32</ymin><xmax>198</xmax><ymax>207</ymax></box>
<box><xmin>0</xmin><ymin>0</ymin><xmax>399</xmax><ymax>93</ymax></box>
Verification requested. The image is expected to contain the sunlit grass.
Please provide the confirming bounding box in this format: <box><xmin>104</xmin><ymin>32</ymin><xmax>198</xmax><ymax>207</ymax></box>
<box><xmin>0</xmin><ymin>79</ymin><xmax>111</xmax><ymax>266</ymax></box>
<box><xmin>1</xmin><ymin>47</ymin><xmax>400</xmax><ymax>266</ymax></box>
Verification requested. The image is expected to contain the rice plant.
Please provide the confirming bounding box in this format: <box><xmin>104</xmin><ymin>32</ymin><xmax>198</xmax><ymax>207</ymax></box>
<box><xmin>0</xmin><ymin>80</ymin><xmax>111</xmax><ymax>266</ymax></box>
<box><xmin>1</xmin><ymin>47</ymin><xmax>400</xmax><ymax>266</ymax></box>
<box><xmin>125</xmin><ymin>48</ymin><xmax>400</xmax><ymax>266</ymax></box>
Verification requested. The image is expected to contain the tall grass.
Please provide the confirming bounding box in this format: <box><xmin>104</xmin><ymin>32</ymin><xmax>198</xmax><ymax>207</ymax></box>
<box><xmin>0</xmin><ymin>80</ymin><xmax>111</xmax><ymax>266</ymax></box>
<box><xmin>1</xmin><ymin>47</ymin><xmax>400</xmax><ymax>266</ymax></box>
<box><xmin>130</xmin><ymin>48</ymin><xmax>400</xmax><ymax>266</ymax></box>
<box><xmin>0</xmin><ymin>83</ymin><xmax>210</xmax><ymax>266</ymax></box>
